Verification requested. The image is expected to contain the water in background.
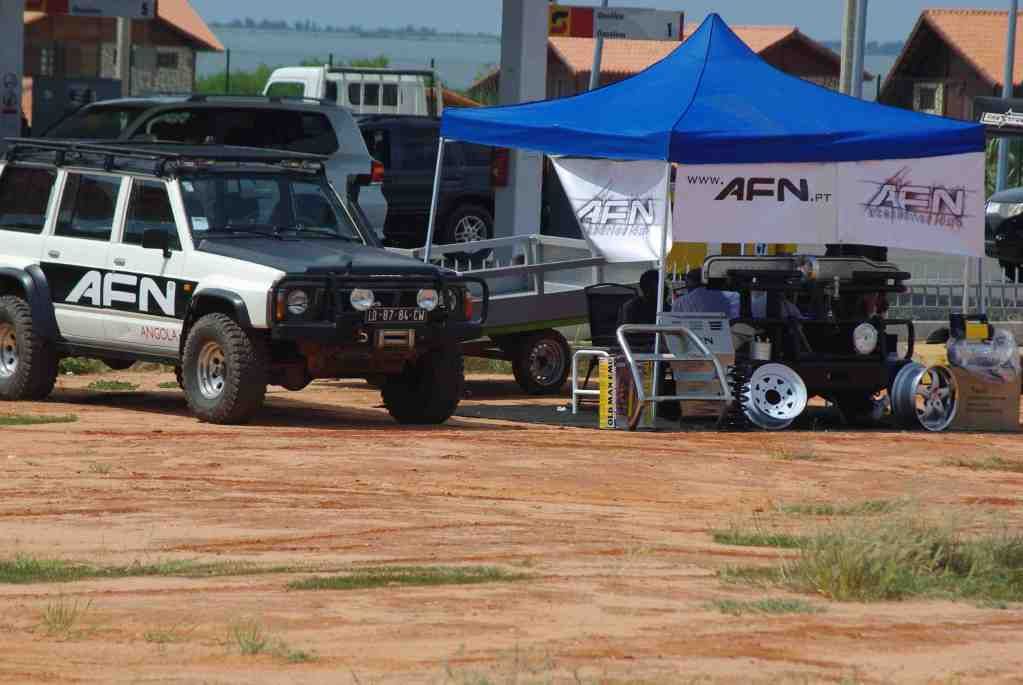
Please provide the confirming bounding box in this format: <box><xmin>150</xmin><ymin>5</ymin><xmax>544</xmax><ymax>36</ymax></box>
<box><xmin>198</xmin><ymin>28</ymin><xmax>500</xmax><ymax>90</ymax></box>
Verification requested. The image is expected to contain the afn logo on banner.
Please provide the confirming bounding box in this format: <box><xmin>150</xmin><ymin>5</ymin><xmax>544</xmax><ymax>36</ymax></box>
<box><xmin>576</xmin><ymin>197</ymin><xmax>656</xmax><ymax>237</ymax></box>
<box><xmin>861</xmin><ymin>167</ymin><xmax>968</xmax><ymax>229</ymax></box>
<box><xmin>552</xmin><ymin>158</ymin><xmax>667</xmax><ymax>263</ymax></box>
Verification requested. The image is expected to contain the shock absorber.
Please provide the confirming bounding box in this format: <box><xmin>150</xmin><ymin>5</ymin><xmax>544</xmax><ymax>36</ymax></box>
<box><xmin>718</xmin><ymin>356</ymin><xmax>753</xmax><ymax>431</ymax></box>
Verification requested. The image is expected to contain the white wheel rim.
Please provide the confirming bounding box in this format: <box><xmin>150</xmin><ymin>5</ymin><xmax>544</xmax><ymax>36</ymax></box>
<box><xmin>0</xmin><ymin>323</ymin><xmax>17</xmax><ymax>379</ymax></box>
<box><xmin>745</xmin><ymin>363</ymin><xmax>807</xmax><ymax>430</ymax></box>
<box><xmin>453</xmin><ymin>215</ymin><xmax>487</xmax><ymax>243</ymax></box>
<box><xmin>196</xmin><ymin>341</ymin><xmax>227</xmax><ymax>400</ymax></box>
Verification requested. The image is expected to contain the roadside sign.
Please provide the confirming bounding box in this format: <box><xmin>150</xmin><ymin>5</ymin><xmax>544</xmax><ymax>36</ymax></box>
<box><xmin>549</xmin><ymin>4</ymin><xmax>684</xmax><ymax>41</ymax></box>
<box><xmin>25</xmin><ymin>0</ymin><xmax>155</xmax><ymax>19</ymax></box>
<box><xmin>596</xmin><ymin>7</ymin><xmax>684</xmax><ymax>41</ymax></box>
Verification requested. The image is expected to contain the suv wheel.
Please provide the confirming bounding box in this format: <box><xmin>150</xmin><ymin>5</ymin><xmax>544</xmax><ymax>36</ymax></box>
<box><xmin>511</xmin><ymin>329</ymin><xmax>570</xmax><ymax>396</ymax></box>
<box><xmin>381</xmin><ymin>346</ymin><xmax>464</xmax><ymax>424</ymax></box>
<box><xmin>0</xmin><ymin>295</ymin><xmax>58</xmax><ymax>401</ymax></box>
<box><xmin>443</xmin><ymin>204</ymin><xmax>493</xmax><ymax>259</ymax></box>
<box><xmin>181</xmin><ymin>314</ymin><xmax>267</xmax><ymax>424</ymax></box>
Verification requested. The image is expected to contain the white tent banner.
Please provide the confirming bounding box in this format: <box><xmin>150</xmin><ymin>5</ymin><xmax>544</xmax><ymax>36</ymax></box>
<box><xmin>673</xmin><ymin>152</ymin><xmax>985</xmax><ymax>257</ymax></box>
<box><xmin>673</xmin><ymin>162</ymin><xmax>839</xmax><ymax>245</ymax></box>
<box><xmin>836</xmin><ymin>152</ymin><xmax>985</xmax><ymax>257</ymax></box>
<box><xmin>552</xmin><ymin>157</ymin><xmax>668</xmax><ymax>263</ymax></box>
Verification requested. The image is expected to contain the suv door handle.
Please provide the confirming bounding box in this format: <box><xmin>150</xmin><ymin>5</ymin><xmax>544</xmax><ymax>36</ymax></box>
<box><xmin>47</xmin><ymin>250</ymin><xmax>60</xmax><ymax>259</ymax></box>
<box><xmin>113</xmin><ymin>258</ymin><xmax>126</xmax><ymax>267</ymax></box>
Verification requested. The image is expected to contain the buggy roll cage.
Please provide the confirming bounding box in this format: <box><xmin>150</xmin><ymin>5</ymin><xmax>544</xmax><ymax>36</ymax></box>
<box><xmin>2</xmin><ymin>138</ymin><xmax>328</xmax><ymax>178</ymax></box>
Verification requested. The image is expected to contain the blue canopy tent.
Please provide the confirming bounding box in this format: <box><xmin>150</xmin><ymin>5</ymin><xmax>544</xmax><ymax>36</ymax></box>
<box><xmin>438</xmin><ymin>13</ymin><xmax>983</xmax><ymax>164</ymax></box>
<box><xmin>424</xmin><ymin>11</ymin><xmax>986</xmax><ymax>308</ymax></box>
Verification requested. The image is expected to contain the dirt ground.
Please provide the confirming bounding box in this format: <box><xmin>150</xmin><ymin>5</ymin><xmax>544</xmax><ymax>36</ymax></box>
<box><xmin>1</xmin><ymin>367</ymin><xmax>1022</xmax><ymax>685</ymax></box>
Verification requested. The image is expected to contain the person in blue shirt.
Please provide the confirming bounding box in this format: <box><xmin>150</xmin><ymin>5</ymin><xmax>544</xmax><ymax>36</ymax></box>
<box><xmin>673</xmin><ymin>269</ymin><xmax>740</xmax><ymax>319</ymax></box>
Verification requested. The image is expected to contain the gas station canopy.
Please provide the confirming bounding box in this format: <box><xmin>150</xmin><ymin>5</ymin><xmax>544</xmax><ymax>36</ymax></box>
<box><xmin>441</xmin><ymin>14</ymin><xmax>984</xmax><ymax>164</ymax></box>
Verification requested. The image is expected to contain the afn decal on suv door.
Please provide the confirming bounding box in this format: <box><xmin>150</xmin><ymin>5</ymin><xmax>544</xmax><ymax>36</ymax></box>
<box><xmin>42</xmin><ymin>263</ymin><xmax>195</xmax><ymax>319</ymax></box>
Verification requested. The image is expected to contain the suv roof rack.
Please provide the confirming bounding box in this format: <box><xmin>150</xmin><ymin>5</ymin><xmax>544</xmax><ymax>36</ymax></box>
<box><xmin>185</xmin><ymin>93</ymin><xmax>336</xmax><ymax>107</ymax></box>
<box><xmin>3</xmin><ymin>138</ymin><xmax>327</xmax><ymax>176</ymax></box>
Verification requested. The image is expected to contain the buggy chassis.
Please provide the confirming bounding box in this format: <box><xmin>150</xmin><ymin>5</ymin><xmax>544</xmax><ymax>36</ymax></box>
<box><xmin>702</xmin><ymin>255</ymin><xmax>918</xmax><ymax>419</ymax></box>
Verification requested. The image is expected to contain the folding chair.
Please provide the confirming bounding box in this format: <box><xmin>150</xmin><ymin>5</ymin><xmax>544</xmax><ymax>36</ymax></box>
<box><xmin>571</xmin><ymin>283</ymin><xmax>639</xmax><ymax>413</ymax></box>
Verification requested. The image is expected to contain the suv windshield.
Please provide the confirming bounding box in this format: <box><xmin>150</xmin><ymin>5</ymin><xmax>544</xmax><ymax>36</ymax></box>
<box><xmin>180</xmin><ymin>172</ymin><xmax>363</xmax><ymax>243</ymax></box>
<box><xmin>45</xmin><ymin>104</ymin><xmax>151</xmax><ymax>139</ymax></box>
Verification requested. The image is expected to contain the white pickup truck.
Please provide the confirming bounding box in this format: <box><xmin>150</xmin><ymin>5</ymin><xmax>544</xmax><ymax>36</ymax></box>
<box><xmin>264</xmin><ymin>66</ymin><xmax>443</xmax><ymax>117</ymax></box>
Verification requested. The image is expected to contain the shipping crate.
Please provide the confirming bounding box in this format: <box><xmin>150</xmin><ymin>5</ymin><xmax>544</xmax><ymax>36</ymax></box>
<box><xmin>672</xmin><ymin>355</ymin><xmax>733</xmax><ymax>419</ymax></box>
<box><xmin>949</xmin><ymin>368</ymin><xmax>1021</xmax><ymax>433</ymax></box>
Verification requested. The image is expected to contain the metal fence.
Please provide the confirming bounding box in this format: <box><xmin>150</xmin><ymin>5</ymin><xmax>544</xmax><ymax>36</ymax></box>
<box><xmin>894</xmin><ymin>278</ymin><xmax>1023</xmax><ymax>322</ymax></box>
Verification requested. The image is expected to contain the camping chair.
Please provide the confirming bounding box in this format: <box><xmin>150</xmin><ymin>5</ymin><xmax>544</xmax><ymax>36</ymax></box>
<box><xmin>571</xmin><ymin>283</ymin><xmax>639</xmax><ymax>412</ymax></box>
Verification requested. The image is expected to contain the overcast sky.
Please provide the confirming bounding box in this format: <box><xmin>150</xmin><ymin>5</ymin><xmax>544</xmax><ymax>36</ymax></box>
<box><xmin>191</xmin><ymin>0</ymin><xmax>1011</xmax><ymax>42</ymax></box>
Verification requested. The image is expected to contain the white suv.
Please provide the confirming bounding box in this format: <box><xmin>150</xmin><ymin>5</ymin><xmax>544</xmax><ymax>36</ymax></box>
<box><xmin>0</xmin><ymin>139</ymin><xmax>485</xmax><ymax>425</ymax></box>
<box><xmin>43</xmin><ymin>95</ymin><xmax>389</xmax><ymax>237</ymax></box>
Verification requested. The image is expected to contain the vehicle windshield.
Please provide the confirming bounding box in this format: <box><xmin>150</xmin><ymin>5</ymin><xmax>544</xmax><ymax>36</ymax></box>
<box><xmin>44</xmin><ymin>104</ymin><xmax>151</xmax><ymax>139</ymax></box>
<box><xmin>179</xmin><ymin>172</ymin><xmax>363</xmax><ymax>243</ymax></box>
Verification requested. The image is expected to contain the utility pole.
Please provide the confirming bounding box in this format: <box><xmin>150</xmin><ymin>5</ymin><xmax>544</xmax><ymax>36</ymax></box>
<box><xmin>988</xmin><ymin>0</ymin><xmax>1019</xmax><ymax>313</ymax></box>
<box><xmin>588</xmin><ymin>0</ymin><xmax>610</xmax><ymax>91</ymax></box>
<box><xmin>116</xmin><ymin>17</ymin><xmax>132</xmax><ymax>96</ymax></box>
<box><xmin>838</xmin><ymin>0</ymin><xmax>857</xmax><ymax>94</ymax></box>
<box><xmin>851</xmin><ymin>0</ymin><xmax>869</xmax><ymax>99</ymax></box>
<box><xmin>997</xmin><ymin>0</ymin><xmax>1019</xmax><ymax>194</ymax></box>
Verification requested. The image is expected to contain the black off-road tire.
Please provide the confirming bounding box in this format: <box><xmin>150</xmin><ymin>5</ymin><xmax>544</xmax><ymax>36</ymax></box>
<box><xmin>381</xmin><ymin>345</ymin><xmax>464</xmax><ymax>424</ymax></box>
<box><xmin>101</xmin><ymin>358</ymin><xmax>135</xmax><ymax>371</ymax></box>
<box><xmin>181</xmin><ymin>313</ymin><xmax>268</xmax><ymax>424</ymax></box>
<box><xmin>511</xmin><ymin>329</ymin><xmax>570</xmax><ymax>396</ymax></box>
<box><xmin>835</xmin><ymin>392</ymin><xmax>884</xmax><ymax>427</ymax></box>
<box><xmin>0</xmin><ymin>295</ymin><xmax>58</xmax><ymax>401</ymax></box>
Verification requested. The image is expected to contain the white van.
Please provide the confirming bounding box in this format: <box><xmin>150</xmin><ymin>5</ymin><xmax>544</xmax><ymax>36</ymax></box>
<box><xmin>264</xmin><ymin>66</ymin><xmax>442</xmax><ymax>117</ymax></box>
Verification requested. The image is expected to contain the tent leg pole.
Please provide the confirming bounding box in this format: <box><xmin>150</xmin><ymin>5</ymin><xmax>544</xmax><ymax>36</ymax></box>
<box><xmin>650</xmin><ymin>162</ymin><xmax>673</xmax><ymax>426</ymax></box>
<box><xmin>423</xmin><ymin>137</ymin><xmax>447</xmax><ymax>263</ymax></box>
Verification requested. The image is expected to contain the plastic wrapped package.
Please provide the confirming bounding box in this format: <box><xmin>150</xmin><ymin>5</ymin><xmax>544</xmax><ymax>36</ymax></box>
<box><xmin>947</xmin><ymin>328</ymin><xmax>1022</xmax><ymax>384</ymax></box>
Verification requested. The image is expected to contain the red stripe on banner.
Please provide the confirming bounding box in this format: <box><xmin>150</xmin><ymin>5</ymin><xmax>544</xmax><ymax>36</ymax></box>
<box><xmin>571</xmin><ymin>7</ymin><xmax>594</xmax><ymax>38</ymax></box>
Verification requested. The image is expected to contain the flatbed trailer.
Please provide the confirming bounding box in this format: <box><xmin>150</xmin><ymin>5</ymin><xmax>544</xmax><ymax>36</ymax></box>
<box><xmin>394</xmin><ymin>235</ymin><xmax>654</xmax><ymax>394</ymax></box>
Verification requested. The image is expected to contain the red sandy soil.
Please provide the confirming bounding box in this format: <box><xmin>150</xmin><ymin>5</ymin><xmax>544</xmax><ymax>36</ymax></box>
<box><xmin>0</xmin><ymin>370</ymin><xmax>1021</xmax><ymax>684</ymax></box>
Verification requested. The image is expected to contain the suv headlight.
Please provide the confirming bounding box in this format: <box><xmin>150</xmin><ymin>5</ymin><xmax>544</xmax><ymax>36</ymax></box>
<box><xmin>350</xmin><ymin>288</ymin><xmax>375</xmax><ymax>311</ymax></box>
<box><xmin>286</xmin><ymin>289</ymin><xmax>309</xmax><ymax>316</ymax></box>
<box><xmin>417</xmin><ymin>288</ymin><xmax>439</xmax><ymax>311</ymax></box>
<box><xmin>853</xmin><ymin>322</ymin><xmax>879</xmax><ymax>355</ymax></box>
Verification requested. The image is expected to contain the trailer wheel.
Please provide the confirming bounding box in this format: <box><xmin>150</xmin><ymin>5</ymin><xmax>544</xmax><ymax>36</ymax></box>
<box><xmin>511</xmin><ymin>329</ymin><xmax>570</xmax><ymax>395</ymax></box>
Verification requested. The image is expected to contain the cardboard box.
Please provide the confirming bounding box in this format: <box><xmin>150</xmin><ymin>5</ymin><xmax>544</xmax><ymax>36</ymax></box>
<box><xmin>672</xmin><ymin>354</ymin><xmax>733</xmax><ymax>419</ymax></box>
<box><xmin>949</xmin><ymin>367</ymin><xmax>1021</xmax><ymax>433</ymax></box>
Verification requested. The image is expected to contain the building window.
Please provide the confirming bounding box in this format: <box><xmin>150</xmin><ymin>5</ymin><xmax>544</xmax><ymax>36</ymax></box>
<box><xmin>157</xmin><ymin>52</ymin><xmax>179</xmax><ymax>70</ymax></box>
<box><xmin>913</xmin><ymin>82</ymin><xmax>944</xmax><ymax>115</ymax></box>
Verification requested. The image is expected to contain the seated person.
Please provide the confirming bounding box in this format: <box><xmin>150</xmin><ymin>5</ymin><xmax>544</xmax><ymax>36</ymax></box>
<box><xmin>618</xmin><ymin>269</ymin><xmax>662</xmax><ymax>327</ymax></box>
<box><xmin>673</xmin><ymin>268</ymin><xmax>740</xmax><ymax>319</ymax></box>
<box><xmin>752</xmin><ymin>292</ymin><xmax>805</xmax><ymax>320</ymax></box>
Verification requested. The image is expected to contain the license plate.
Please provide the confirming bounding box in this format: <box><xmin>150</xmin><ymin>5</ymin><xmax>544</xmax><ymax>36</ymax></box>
<box><xmin>365</xmin><ymin>307</ymin><xmax>427</xmax><ymax>323</ymax></box>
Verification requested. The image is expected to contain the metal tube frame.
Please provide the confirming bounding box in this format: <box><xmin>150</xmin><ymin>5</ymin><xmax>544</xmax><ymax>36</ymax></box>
<box><xmin>422</xmin><ymin>136</ymin><xmax>447</xmax><ymax>263</ymax></box>
<box><xmin>648</xmin><ymin>162</ymin><xmax>673</xmax><ymax>425</ymax></box>
<box><xmin>571</xmin><ymin>349</ymin><xmax>610</xmax><ymax>414</ymax></box>
<box><xmin>616</xmin><ymin>324</ymin><xmax>732</xmax><ymax>430</ymax></box>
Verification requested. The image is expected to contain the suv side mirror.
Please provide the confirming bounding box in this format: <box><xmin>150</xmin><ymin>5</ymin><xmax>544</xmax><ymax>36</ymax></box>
<box><xmin>142</xmin><ymin>229</ymin><xmax>172</xmax><ymax>258</ymax></box>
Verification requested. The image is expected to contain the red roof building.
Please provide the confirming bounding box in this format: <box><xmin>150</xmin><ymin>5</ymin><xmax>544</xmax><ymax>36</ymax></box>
<box><xmin>881</xmin><ymin>9</ymin><xmax>1020</xmax><ymax>120</ymax></box>
<box><xmin>469</xmin><ymin>24</ymin><xmax>862</xmax><ymax>103</ymax></box>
